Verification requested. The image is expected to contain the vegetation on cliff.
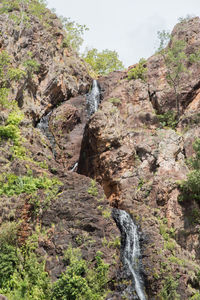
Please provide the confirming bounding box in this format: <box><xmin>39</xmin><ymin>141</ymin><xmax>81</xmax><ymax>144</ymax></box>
<box><xmin>83</xmin><ymin>48</ymin><xmax>124</xmax><ymax>75</ymax></box>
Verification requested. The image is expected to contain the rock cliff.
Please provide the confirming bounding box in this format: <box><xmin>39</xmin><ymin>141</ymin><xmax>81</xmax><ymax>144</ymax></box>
<box><xmin>1</xmin><ymin>2</ymin><xmax>200</xmax><ymax>299</ymax></box>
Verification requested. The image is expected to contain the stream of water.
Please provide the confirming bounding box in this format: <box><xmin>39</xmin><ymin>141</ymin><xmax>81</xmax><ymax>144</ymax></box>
<box><xmin>112</xmin><ymin>208</ymin><xmax>146</xmax><ymax>300</ymax></box>
<box><xmin>86</xmin><ymin>79</ymin><xmax>101</xmax><ymax>116</ymax></box>
<box><xmin>36</xmin><ymin>111</ymin><xmax>56</xmax><ymax>156</ymax></box>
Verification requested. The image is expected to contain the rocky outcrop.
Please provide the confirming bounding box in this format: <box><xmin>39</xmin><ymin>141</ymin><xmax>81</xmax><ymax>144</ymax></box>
<box><xmin>49</xmin><ymin>95</ymin><xmax>88</xmax><ymax>169</ymax></box>
<box><xmin>0</xmin><ymin>4</ymin><xmax>91</xmax><ymax>122</ymax></box>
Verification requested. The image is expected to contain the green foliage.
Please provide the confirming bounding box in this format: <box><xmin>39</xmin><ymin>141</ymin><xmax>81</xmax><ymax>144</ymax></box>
<box><xmin>190</xmin><ymin>292</ymin><xmax>200</xmax><ymax>300</ymax></box>
<box><xmin>53</xmin><ymin>246</ymin><xmax>109</xmax><ymax>300</ymax></box>
<box><xmin>187</xmin><ymin>139</ymin><xmax>200</xmax><ymax>170</ymax></box>
<box><xmin>108</xmin><ymin>98</ymin><xmax>121</xmax><ymax>105</ymax></box>
<box><xmin>164</xmin><ymin>240</ymin><xmax>176</xmax><ymax>251</ymax></box>
<box><xmin>88</xmin><ymin>179</ymin><xmax>98</xmax><ymax>197</ymax></box>
<box><xmin>0</xmin><ymin>51</ymin><xmax>25</xmax><ymax>107</ymax></box>
<box><xmin>179</xmin><ymin>170</ymin><xmax>200</xmax><ymax>202</ymax></box>
<box><xmin>0</xmin><ymin>222</ymin><xmax>19</xmax><ymax>287</ymax></box>
<box><xmin>7</xmin><ymin>67</ymin><xmax>26</xmax><ymax>81</ymax></box>
<box><xmin>0</xmin><ymin>230</ymin><xmax>52</xmax><ymax>300</ymax></box>
<box><xmin>157</xmin><ymin>29</ymin><xmax>200</xmax><ymax>116</ymax></box>
<box><xmin>60</xmin><ymin>17</ymin><xmax>89</xmax><ymax>52</ymax></box>
<box><xmin>168</xmin><ymin>256</ymin><xmax>185</xmax><ymax>266</ymax></box>
<box><xmin>127</xmin><ymin>58</ymin><xmax>147</xmax><ymax>81</ymax></box>
<box><xmin>0</xmin><ymin>244</ymin><xmax>19</xmax><ymax>287</ymax></box>
<box><xmin>178</xmin><ymin>14</ymin><xmax>196</xmax><ymax>24</ymax></box>
<box><xmin>83</xmin><ymin>48</ymin><xmax>124</xmax><ymax>75</ymax></box>
<box><xmin>159</xmin><ymin>276</ymin><xmax>180</xmax><ymax>299</ymax></box>
<box><xmin>0</xmin><ymin>110</ymin><xmax>24</xmax><ymax>144</ymax></box>
<box><xmin>0</xmin><ymin>172</ymin><xmax>61</xmax><ymax>196</ymax></box>
<box><xmin>7</xmin><ymin>110</ymin><xmax>24</xmax><ymax>126</ymax></box>
<box><xmin>179</xmin><ymin>139</ymin><xmax>200</xmax><ymax>202</ymax></box>
<box><xmin>28</xmin><ymin>0</ymin><xmax>48</xmax><ymax>21</ymax></box>
<box><xmin>137</xmin><ymin>178</ymin><xmax>145</xmax><ymax>190</ymax></box>
<box><xmin>102</xmin><ymin>236</ymin><xmax>120</xmax><ymax>249</ymax></box>
<box><xmin>0</xmin><ymin>124</ymin><xmax>20</xmax><ymax>143</ymax></box>
<box><xmin>0</xmin><ymin>221</ymin><xmax>19</xmax><ymax>245</ymax></box>
<box><xmin>102</xmin><ymin>209</ymin><xmax>111</xmax><ymax>219</ymax></box>
<box><xmin>157</xmin><ymin>110</ymin><xmax>178</xmax><ymax>129</ymax></box>
<box><xmin>0</xmin><ymin>0</ymin><xmax>50</xmax><ymax>29</ymax></box>
<box><xmin>23</xmin><ymin>58</ymin><xmax>40</xmax><ymax>77</ymax></box>
<box><xmin>189</xmin><ymin>50</ymin><xmax>200</xmax><ymax>63</ymax></box>
<box><xmin>157</xmin><ymin>30</ymin><xmax>171</xmax><ymax>52</ymax></box>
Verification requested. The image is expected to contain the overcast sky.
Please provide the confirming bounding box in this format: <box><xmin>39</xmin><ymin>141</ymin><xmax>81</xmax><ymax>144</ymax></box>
<box><xmin>47</xmin><ymin>0</ymin><xmax>200</xmax><ymax>67</ymax></box>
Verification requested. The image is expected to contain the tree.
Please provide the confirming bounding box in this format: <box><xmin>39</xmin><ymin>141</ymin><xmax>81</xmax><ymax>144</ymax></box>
<box><xmin>157</xmin><ymin>30</ymin><xmax>188</xmax><ymax>117</ymax></box>
<box><xmin>83</xmin><ymin>48</ymin><xmax>124</xmax><ymax>75</ymax></box>
<box><xmin>127</xmin><ymin>58</ymin><xmax>147</xmax><ymax>81</ymax></box>
<box><xmin>60</xmin><ymin>17</ymin><xmax>89</xmax><ymax>52</ymax></box>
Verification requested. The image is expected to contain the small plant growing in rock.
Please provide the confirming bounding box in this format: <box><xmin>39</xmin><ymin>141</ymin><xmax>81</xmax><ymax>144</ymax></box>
<box><xmin>23</xmin><ymin>58</ymin><xmax>40</xmax><ymax>78</ymax></box>
<box><xmin>157</xmin><ymin>110</ymin><xmax>178</xmax><ymax>129</ymax></box>
<box><xmin>0</xmin><ymin>51</ymin><xmax>25</xmax><ymax>108</ymax></box>
<box><xmin>108</xmin><ymin>98</ymin><xmax>121</xmax><ymax>105</ymax></box>
<box><xmin>179</xmin><ymin>139</ymin><xmax>200</xmax><ymax>202</ymax></box>
<box><xmin>157</xmin><ymin>29</ymin><xmax>200</xmax><ymax>118</ymax></box>
<box><xmin>87</xmin><ymin>179</ymin><xmax>98</xmax><ymax>197</ymax></box>
<box><xmin>159</xmin><ymin>275</ymin><xmax>180</xmax><ymax>299</ymax></box>
<box><xmin>127</xmin><ymin>58</ymin><xmax>147</xmax><ymax>81</ymax></box>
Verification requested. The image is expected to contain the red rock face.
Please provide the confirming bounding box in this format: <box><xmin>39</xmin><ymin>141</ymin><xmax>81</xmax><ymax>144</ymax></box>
<box><xmin>49</xmin><ymin>95</ymin><xmax>88</xmax><ymax>170</ymax></box>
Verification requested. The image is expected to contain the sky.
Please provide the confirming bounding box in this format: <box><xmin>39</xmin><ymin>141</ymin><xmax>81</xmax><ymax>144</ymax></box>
<box><xmin>47</xmin><ymin>0</ymin><xmax>200</xmax><ymax>67</ymax></box>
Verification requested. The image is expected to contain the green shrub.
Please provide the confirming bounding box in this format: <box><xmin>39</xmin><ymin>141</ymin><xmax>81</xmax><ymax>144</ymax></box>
<box><xmin>179</xmin><ymin>139</ymin><xmax>200</xmax><ymax>202</ymax></box>
<box><xmin>168</xmin><ymin>256</ymin><xmax>185</xmax><ymax>266</ymax></box>
<box><xmin>88</xmin><ymin>179</ymin><xmax>98</xmax><ymax>197</ymax></box>
<box><xmin>159</xmin><ymin>276</ymin><xmax>180</xmax><ymax>299</ymax></box>
<box><xmin>0</xmin><ymin>221</ymin><xmax>19</xmax><ymax>246</ymax></box>
<box><xmin>179</xmin><ymin>170</ymin><xmax>200</xmax><ymax>202</ymax></box>
<box><xmin>190</xmin><ymin>292</ymin><xmax>200</xmax><ymax>299</ymax></box>
<box><xmin>0</xmin><ymin>231</ymin><xmax>52</xmax><ymax>300</ymax></box>
<box><xmin>23</xmin><ymin>59</ymin><xmax>40</xmax><ymax>77</ymax></box>
<box><xmin>6</xmin><ymin>110</ymin><xmax>24</xmax><ymax>126</ymax></box>
<box><xmin>127</xmin><ymin>58</ymin><xmax>147</xmax><ymax>81</ymax></box>
<box><xmin>0</xmin><ymin>124</ymin><xmax>20</xmax><ymax>143</ymax></box>
<box><xmin>0</xmin><ymin>51</ymin><xmax>25</xmax><ymax>107</ymax></box>
<box><xmin>0</xmin><ymin>244</ymin><xmax>19</xmax><ymax>287</ymax></box>
<box><xmin>157</xmin><ymin>110</ymin><xmax>178</xmax><ymax>129</ymax></box>
<box><xmin>108</xmin><ymin>98</ymin><xmax>121</xmax><ymax>105</ymax></box>
<box><xmin>53</xmin><ymin>246</ymin><xmax>109</xmax><ymax>300</ymax></box>
<box><xmin>0</xmin><ymin>173</ymin><xmax>61</xmax><ymax>196</ymax></box>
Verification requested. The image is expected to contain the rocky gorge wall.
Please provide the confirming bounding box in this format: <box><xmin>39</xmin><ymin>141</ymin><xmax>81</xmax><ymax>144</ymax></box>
<box><xmin>1</xmin><ymin>3</ymin><xmax>200</xmax><ymax>299</ymax></box>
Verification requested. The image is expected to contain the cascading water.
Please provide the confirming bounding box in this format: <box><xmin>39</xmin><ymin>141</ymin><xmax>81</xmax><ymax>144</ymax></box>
<box><xmin>70</xmin><ymin>162</ymin><xmax>78</xmax><ymax>172</ymax></box>
<box><xmin>37</xmin><ymin>111</ymin><xmax>56</xmax><ymax>156</ymax></box>
<box><xmin>86</xmin><ymin>80</ymin><xmax>101</xmax><ymax>116</ymax></box>
<box><xmin>112</xmin><ymin>208</ymin><xmax>146</xmax><ymax>300</ymax></box>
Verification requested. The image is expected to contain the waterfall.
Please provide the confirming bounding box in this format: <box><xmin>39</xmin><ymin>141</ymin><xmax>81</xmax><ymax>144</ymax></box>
<box><xmin>37</xmin><ymin>111</ymin><xmax>56</xmax><ymax>156</ymax></box>
<box><xmin>86</xmin><ymin>80</ymin><xmax>101</xmax><ymax>116</ymax></box>
<box><xmin>112</xmin><ymin>209</ymin><xmax>146</xmax><ymax>300</ymax></box>
<box><xmin>70</xmin><ymin>162</ymin><xmax>78</xmax><ymax>172</ymax></box>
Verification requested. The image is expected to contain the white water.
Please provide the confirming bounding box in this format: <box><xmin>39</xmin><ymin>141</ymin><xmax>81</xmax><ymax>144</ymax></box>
<box><xmin>113</xmin><ymin>209</ymin><xmax>146</xmax><ymax>300</ymax></box>
<box><xmin>70</xmin><ymin>162</ymin><xmax>78</xmax><ymax>172</ymax></box>
<box><xmin>37</xmin><ymin>111</ymin><xmax>56</xmax><ymax>156</ymax></box>
<box><xmin>86</xmin><ymin>80</ymin><xmax>100</xmax><ymax>116</ymax></box>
